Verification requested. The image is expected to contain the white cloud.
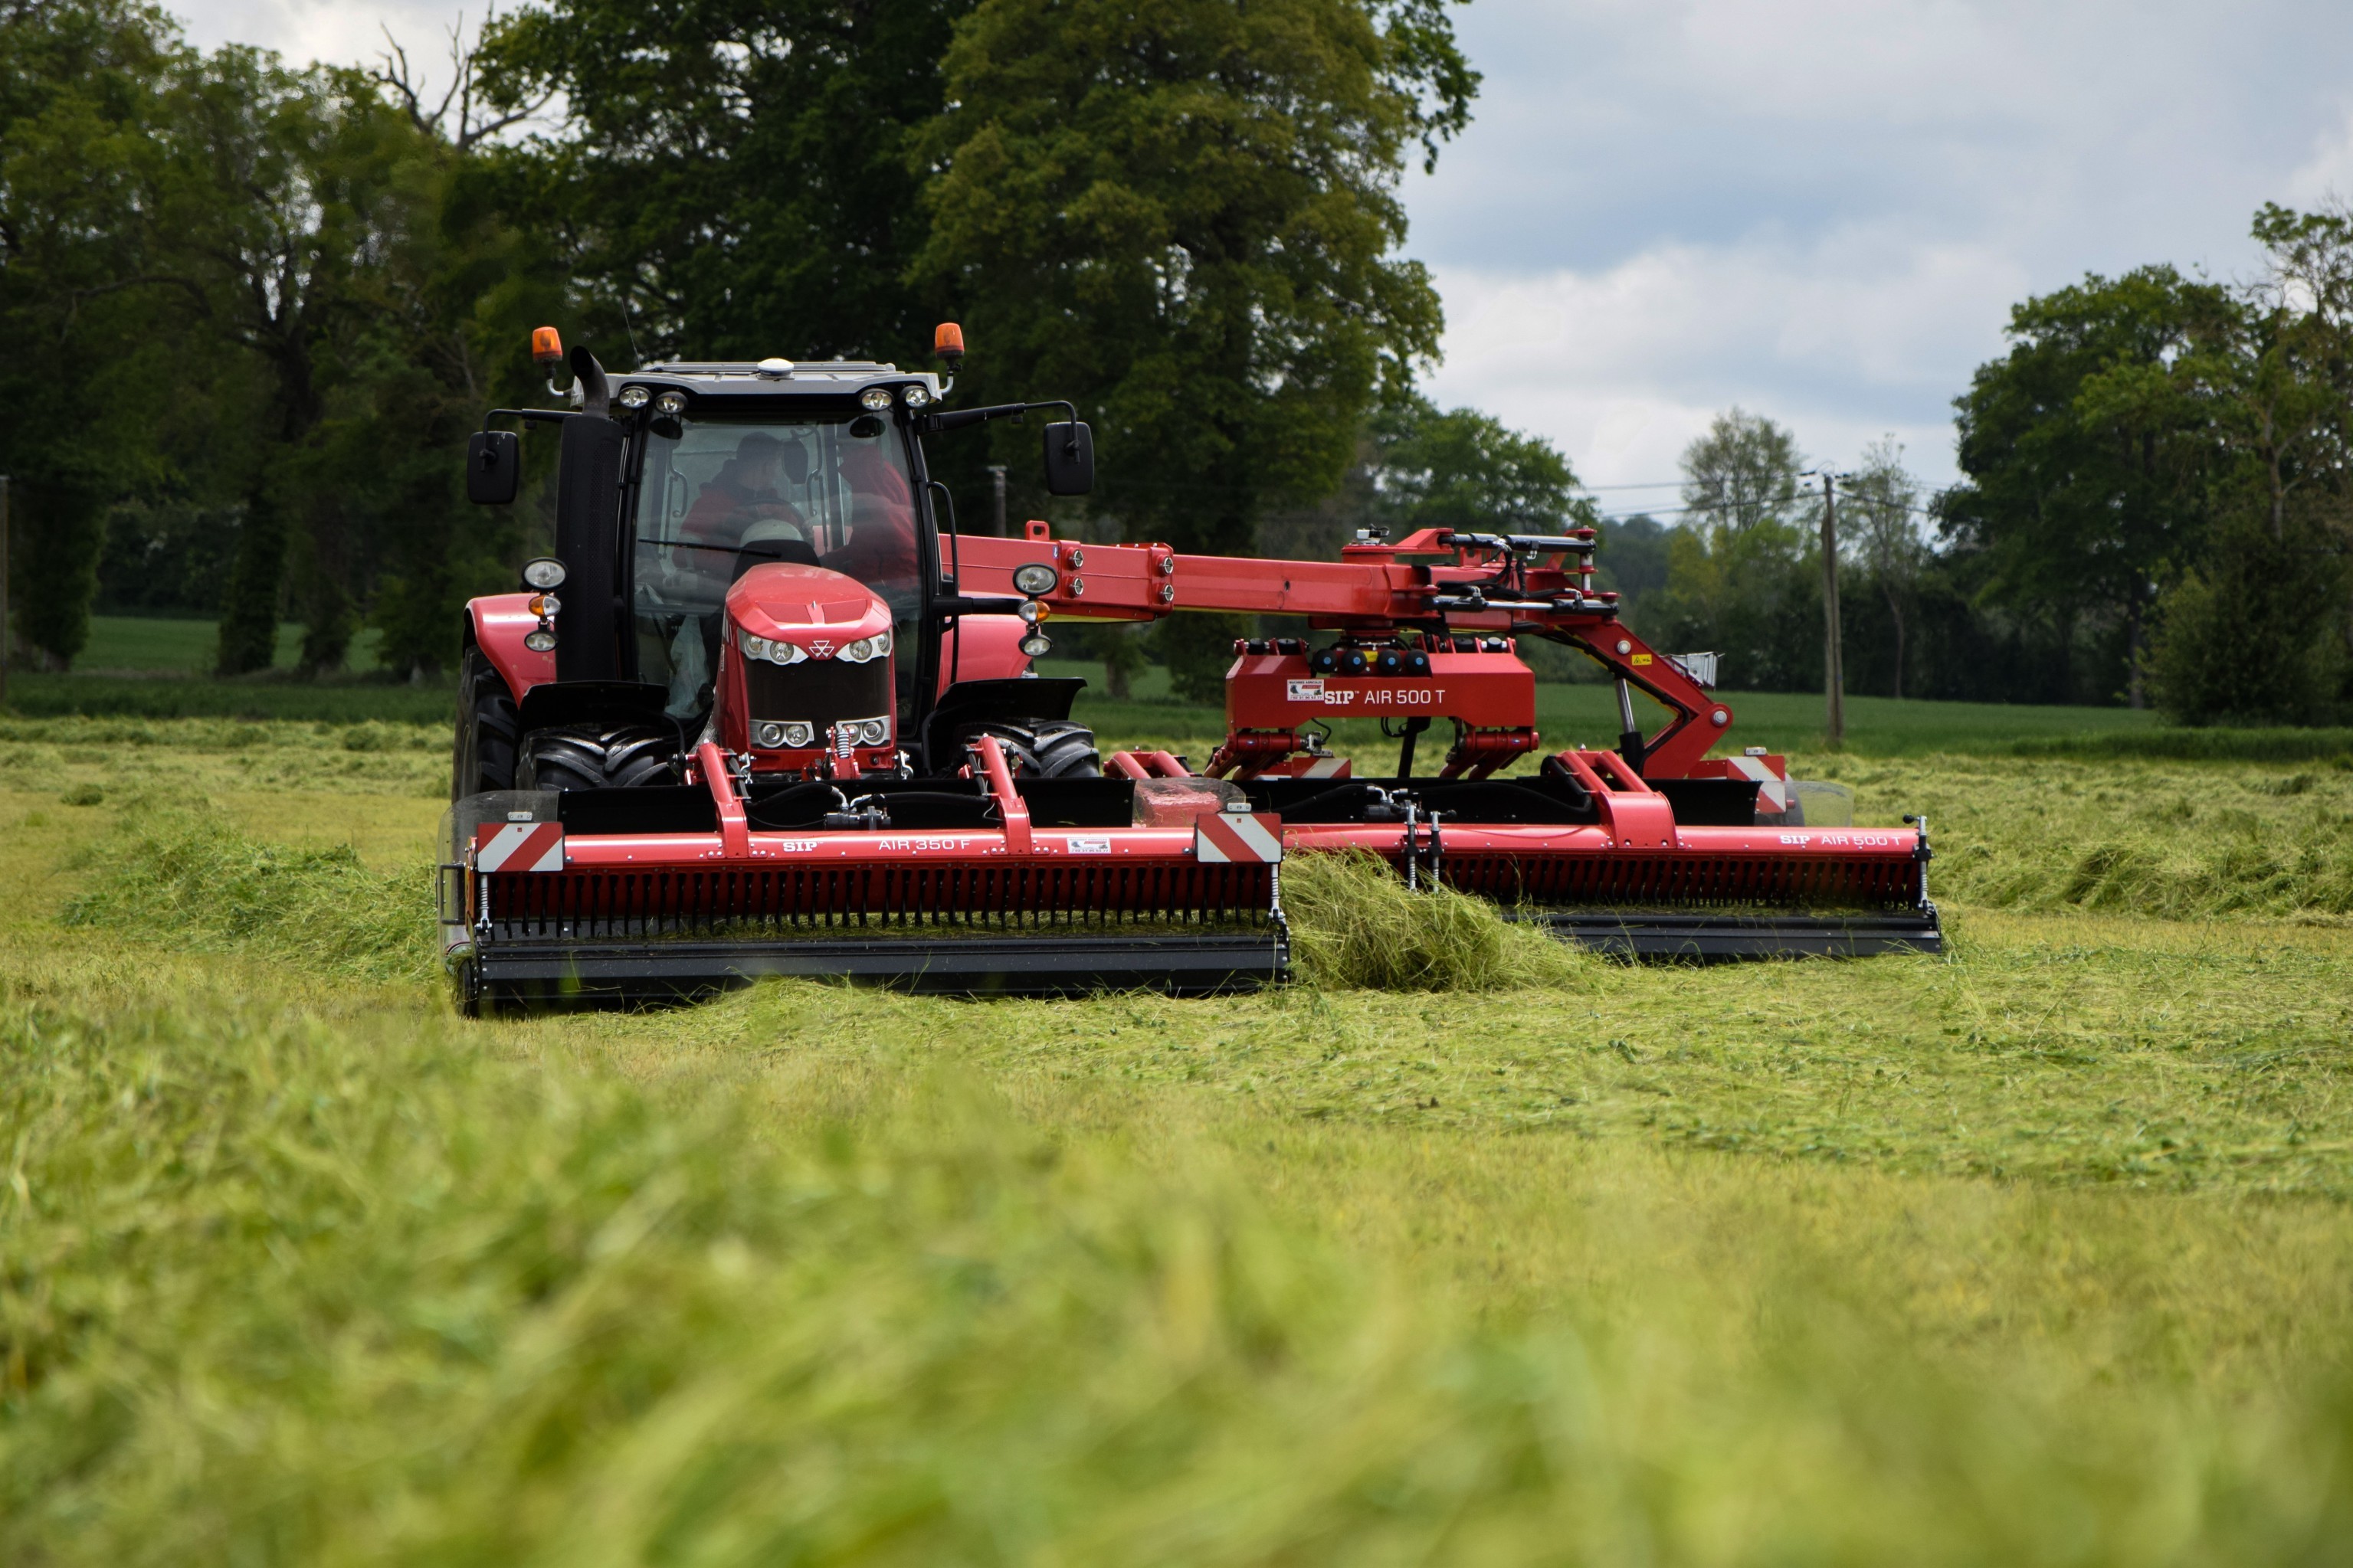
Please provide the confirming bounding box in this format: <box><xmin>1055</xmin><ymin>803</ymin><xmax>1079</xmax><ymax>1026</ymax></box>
<box><xmin>1404</xmin><ymin>0</ymin><xmax>2353</xmax><ymax>499</ymax></box>
<box><xmin>1421</xmin><ymin>229</ymin><xmax>2030</xmax><ymax>490</ymax></box>
<box><xmin>172</xmin><ymin>1</ymin><xmax>474</xmax><ymax>75</ymax></box>
<box><xmin>2286</xmin><ymin>104</ymin><xmax>2353</xmax><ymax>210</ymax></box>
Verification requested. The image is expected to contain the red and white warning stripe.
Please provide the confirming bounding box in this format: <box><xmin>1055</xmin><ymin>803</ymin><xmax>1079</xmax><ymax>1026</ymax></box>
<box><xmin>1297</xmin><ymin>754</ymin><xmax>1349</xmax><ymax>778</ymax></box>
<box><xmin>474</xmin><ymin>820</ymin><xmax>565</xmax><ymax>872</ymax></box>
<box><xmin>1725</xmin><ymin>753</ymin><xmax>1789</xmax><ymax>813</ymax></box>
<box><xmin>1195</xmin><ymin>810</ymin><xmax>1283</xmax><ymax>863</ymax></box>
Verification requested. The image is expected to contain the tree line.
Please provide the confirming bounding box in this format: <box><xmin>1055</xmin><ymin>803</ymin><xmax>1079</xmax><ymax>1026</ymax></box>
<box><xmin>5</xmin><ymin>0</ymin><xmax>2348</xmax><ymax>723</ymax></box>
<box><xmin>1586</xmin><ymin>206</ymin><xmax>2353</xmax><ymax>725</ymax></box>
<box><xmin>0</xmin><ymin>0</ymin><xmax>1473</xmax><ymax>685</ymax></box>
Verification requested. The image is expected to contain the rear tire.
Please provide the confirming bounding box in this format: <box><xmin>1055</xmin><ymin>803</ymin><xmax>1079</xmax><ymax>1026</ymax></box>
<box><xmin>517</xmin><ymin>722</ymin><xmax>684</xmax><ymax>791</ymax></box>
<box><xmin>956</xmin><ymin>719</ymin><xmax>1103</xmax><ymax>779</ymax></box>
<box><xmin>452</xmin><ymin>650</ymin><xmax>519</xmax><ymax>800</ymax></box>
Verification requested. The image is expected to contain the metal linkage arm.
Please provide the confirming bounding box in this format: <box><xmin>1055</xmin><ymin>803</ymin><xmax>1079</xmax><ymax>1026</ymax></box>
<box><xmin>952</xmin><ymin>527</ymin><xmax>1736</xmax><ymax>779</ymax></box>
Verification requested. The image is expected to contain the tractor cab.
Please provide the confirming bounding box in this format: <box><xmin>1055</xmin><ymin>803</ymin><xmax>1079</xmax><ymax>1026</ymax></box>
<box><xmin>455</xmin><ymin>331</ymin><xmax>1101</xmax><ymax>797</ymax></box>
<box><xmin>631</xmin><ymin>411</ymin><xmax>926</xmax><ymax>725</ymax></box>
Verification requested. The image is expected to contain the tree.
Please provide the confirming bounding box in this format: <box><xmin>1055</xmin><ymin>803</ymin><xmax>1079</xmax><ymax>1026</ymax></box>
<box><xmin>2148</xmin><ymin>205</ymin><xmax>2353</xmax><ymax>724</ymax></box>
<box><xmin>1364</xmin><ymin>391</ymin><xmax>1592</xmax><ymax>535</ymax></box>
<box><xmin>477</xmin><ymin>0</ymin><xmax>967</xmax><ymax>365</ymax></box>
<box><xmin>1592</xmin><ymin>513</ymin><xmax>1670</xmax><ymax>629</ymax></box>
<box><xmin>0</xmin><ymin>0</ymin><xmax>183</xmax><ymax>668</ymax></box>
<box><xmin>146</xmin><ymin>52</ymin><xmax>461</xmax><ymax>673</ymax></box>
<box><xmin>1945</xmin><ymin>267</ymin><xmax>2217</xmax><ymax>705</ymax></box>
<box><xmin>1680</xmin><ymin>407</ymin><xmax>1804</xmax><ymax>536</ymax></box>
<box><xmin>1651</xmin><ymin>408</ymin><xmax>1818</xmax><ymax>690</ymax></box>
<box><xmin>1845</xmin><ymin>437</ymin><xmax>1927</xmax><ymax>698</ymax></box>
<box><xmin>916</xmin><ymin>0</ymin><xmax>1473</xmax><ymax>700</ymax></box>
<box><xmin>917</xmin><ymin>0</ymin><xmax>1470</xmax><ymax>550</ymax></box>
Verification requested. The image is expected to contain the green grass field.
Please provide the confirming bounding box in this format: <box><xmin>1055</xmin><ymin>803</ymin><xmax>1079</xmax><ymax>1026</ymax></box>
<box><xmin>74</xmin><ymin>613</ymin><xmax>386</xmax><ymax>676</ymax></box>
<box><xmin>4</xmin><ymin>696</ymin><xmax>2352</xmax><ymax>1560</ymax></box>
<box><xmin>1</xmin><ymin>617</ymin><xmax>440</xmax><ymax>722</ymax></box>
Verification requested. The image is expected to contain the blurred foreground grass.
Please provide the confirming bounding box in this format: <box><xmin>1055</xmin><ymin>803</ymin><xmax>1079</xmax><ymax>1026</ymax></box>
<box><xmin>4</xmin><ymin>717</ymin><xmax>2353</xmax><ymax>1559</ymax></box>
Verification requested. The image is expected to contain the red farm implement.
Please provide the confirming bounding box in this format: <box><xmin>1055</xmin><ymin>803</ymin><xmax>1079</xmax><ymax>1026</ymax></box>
<box><xmin>439</xmin><ymin>328</ymin><xmax>1935</xmax><ymax>1010</ymax></box>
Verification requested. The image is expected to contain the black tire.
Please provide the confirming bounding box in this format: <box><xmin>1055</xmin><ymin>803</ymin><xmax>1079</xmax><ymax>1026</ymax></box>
<box><xmin>452</xmin><ymin>649</ymin><xmax>519</xmax><ymax>800</ymax></box>
<box><xmin>956</xmin><ymin>719</ymin><xmax>1103</xmax><ymax>779</ymax></box>
<box><xmin>517</xmin><ymin>722</ymin><xmax>684</xmax><ymax>792</ymax></box>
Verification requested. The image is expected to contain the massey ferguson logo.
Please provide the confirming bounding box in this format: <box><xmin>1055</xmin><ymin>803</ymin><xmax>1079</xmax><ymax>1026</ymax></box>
<box><xmin>807</xmin><ymin>639</ymin><xmax>834</xmax><ymax>659</ymax></box>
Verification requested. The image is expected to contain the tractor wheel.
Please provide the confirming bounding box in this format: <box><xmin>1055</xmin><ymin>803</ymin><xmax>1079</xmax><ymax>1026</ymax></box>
<box><xmin>452</xmin><ymin>650</ymin><xmax>519</xmax><ymax>800</ymax></box>
<box><xmin>958</xmin><ymin>719</ymin><xmax>1103</xmax><ymax>779</ymax></box>
<box><xmin>517</xmin><ymin>722</ymin><xmax>684</xmax><ymax>791</ymax></box>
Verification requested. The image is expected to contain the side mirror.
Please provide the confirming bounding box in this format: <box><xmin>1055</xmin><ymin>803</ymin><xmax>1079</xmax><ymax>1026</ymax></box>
<box><xmin>1042</xmin><ymin>420</ymin><xmax>1094</xmax><ymax>496</ymax></box>
<box><xmin>467</xmin><ymin>430</ymin><xmax>519</xmax><ymax>505</ymax></box>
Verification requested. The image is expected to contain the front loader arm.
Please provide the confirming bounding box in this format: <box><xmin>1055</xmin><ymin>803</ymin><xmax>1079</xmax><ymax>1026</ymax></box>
<box><xmin>952</xmin><ymin>525</ymin><xmax>1736</xmax><ymax>779</ymax></box>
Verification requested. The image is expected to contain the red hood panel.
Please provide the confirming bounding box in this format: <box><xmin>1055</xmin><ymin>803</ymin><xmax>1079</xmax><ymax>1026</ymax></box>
<box><xmin>726</xmin><ymin>564</ymin><xmax>892</xmax><ymax>643</ymax></box>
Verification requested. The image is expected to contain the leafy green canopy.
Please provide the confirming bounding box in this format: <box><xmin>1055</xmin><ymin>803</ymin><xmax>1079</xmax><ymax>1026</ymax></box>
<box><xmin>1365</xmin><ymin>390</ymin><xmax>1592</xmax><ymax>536</ymax></box>
<box><xmin>1643</xmin><ymin>408</ymin><xmax>1824</xmax><ymax>692</ymax></box>
<box><xmin>0</xmin><ymin>0</ymin><xmax>180</xmax><ymax>666</ymax></box>
<box><xmin>1</xmin><ymin>3</ymin><xmax>552</xmax><ymax>676</ymax></box>
<box><xmin>916</xmin><ymin>0</ymin><xmax>1475</xmax><ymax>556</ymax></box>
<box><xmin>1941</xmin><ymin>210</ymin><xmax>2353</xmax><ymax>722</ymax></box>
<box><xmin>477</xmin><ymin>0</ymin><xmax>977</xmax><ymax>364</ymax></box>
<box><xmin>1945</xmin><ymin>267</ymin><xmax>2219</xmax><ymax>702</ymax></box>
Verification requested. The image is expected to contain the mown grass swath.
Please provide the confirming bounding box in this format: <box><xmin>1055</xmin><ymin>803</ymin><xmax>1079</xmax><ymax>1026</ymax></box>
<box><xmin>1281</xmin><ymin>848</ymin><xmax>1593</xmax><ymax>990</ymax></box>
<box><xmin>62</xmin><ymin>798</ymin><xmax>434</xmax><ymax>984</ymax></box>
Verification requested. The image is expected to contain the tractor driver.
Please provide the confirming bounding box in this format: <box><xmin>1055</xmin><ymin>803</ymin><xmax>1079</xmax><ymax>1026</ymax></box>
<box><xmin>677</xmin><ymin>432</ymin><xmax>808</xmax><ymax>578</ymax></box>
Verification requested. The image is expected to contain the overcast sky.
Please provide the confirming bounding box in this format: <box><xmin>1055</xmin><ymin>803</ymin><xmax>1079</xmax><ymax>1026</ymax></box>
<box><xmin>174</xmin><ymin>0</ymin><xmax>2353</xmax><ymax>499</ymax></box>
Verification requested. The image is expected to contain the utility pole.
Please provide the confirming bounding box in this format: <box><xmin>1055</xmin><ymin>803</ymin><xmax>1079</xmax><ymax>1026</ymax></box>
<box><xmin>985</xmin><ymin>464</ymin><xmax>1008</xmax><ymax>537</ymax></box>
<box><xmin>1814</xmin><ymin>470</ymin><xmax>1846</xmax><ymax>747</ymax></box>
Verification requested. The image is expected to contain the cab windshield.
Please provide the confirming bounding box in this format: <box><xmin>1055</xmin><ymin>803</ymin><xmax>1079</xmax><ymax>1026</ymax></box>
<box><xmin>632</xmin><ymin>414</ymin><xmax>923</xmax><ymax>719</ymax></box>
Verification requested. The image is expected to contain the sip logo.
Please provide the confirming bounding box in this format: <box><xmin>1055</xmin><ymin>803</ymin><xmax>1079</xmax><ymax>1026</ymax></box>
<box><xmin>1286</xmin><ymin>679</ymin><xmax>1325</xmax><ymax>702</ymax></box>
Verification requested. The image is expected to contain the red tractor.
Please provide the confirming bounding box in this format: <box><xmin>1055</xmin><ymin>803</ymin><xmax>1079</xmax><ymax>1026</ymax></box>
<box><xmin>441</xmin><ymin>328</ymin><xmax>1935</xmax><ymax>1010</ymax></box>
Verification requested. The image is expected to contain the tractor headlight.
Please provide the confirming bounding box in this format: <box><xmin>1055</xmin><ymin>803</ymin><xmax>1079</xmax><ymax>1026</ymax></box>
<box><xmin>523</xmin><ymin>629</ymin><xmax>557</xmax><ymax>653</ymax></box>
<box><xmin>1018</xmin><ymin>632</ymin><xmax>1053</xmax><ymax>658</ymax></box>
<box><xmin>739</xmin><ymin>630</ymin><xmax>808</xmax><ymax>664</ymax></box>
<box><xmin>756</xmin><ymin>722</ymin><xmax>786</xmax><ymax>748</ymax></box>
<box><xmin>1017</xmin><ymin>599</ymin><xmax>1047</xmax><ymax>624</ymax></box>
<box><xmin>653</xmin><ymin>389</ymin><xmax>688</xmax><ymax>417</ymax></box>
<box><xmin>837</xmin><ymin>629</ymin><xmax>891</xmax><ymax>663</ymax></box>
<box><xmin>1012</xmin><ymin>562</ymin><xmax>1058</xmax><ymax>596</ymax></box>
<box><xmin>782</xmin><ymin>722</ymin><xmax>814</xmax><ymax>747</ymax></box>
<box><xmin>858</xmin><ymin>718</ymin><xmax>891</xmax><ymax>745</ymax></box>
<box><xmin>527</xmin><ymin>592</ymin><xmax>561</xmax><ymax>617</ymax></box>
<box><xmin>900</xmin><ymin>384</ymin><xmax>932</xmax><ymax>408</ymax></box>
<box><xmin>858</xmin><ymin>386</ymin><xmax>893</xmax><ymax>411</ymax></box>
<box><xmin>521</xmin><ymin>557</ymin><xmax>567</xmax><ymax>590</ymax></box>
<box><xmin>618</xmin><ymin>384</ymin><xmax>651</xmax><ymax>409</ymax></box>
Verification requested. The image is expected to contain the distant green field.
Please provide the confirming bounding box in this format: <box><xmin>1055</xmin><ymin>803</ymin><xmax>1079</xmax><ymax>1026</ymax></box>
<box><xmin>0</xmin><ymin>617</ymin><xmax>434</xmax><ymax>721</ymax></box>
<box><xmin>4</xmin><ymin>673</ymin><xmax>451</xmax><ymax>722</ymax></box>
<box><xmin>74</xmin><ymin>614</ymin><xmax>385</xmax><ymax>675</ymax></box>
